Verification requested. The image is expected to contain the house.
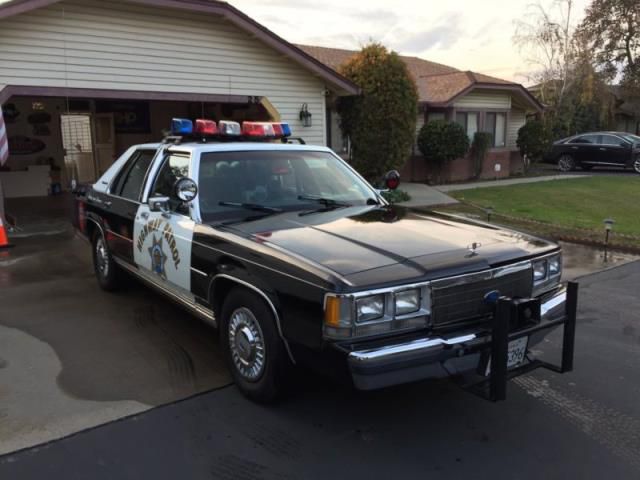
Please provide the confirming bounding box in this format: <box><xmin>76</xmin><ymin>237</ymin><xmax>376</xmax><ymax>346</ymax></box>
<box><xmin>0</xmin><ymin>0</ymin><xmax>358</xmax><ymax>201</ymax></box>
<box><xmin>298</xmin><ymin>45</ymin><xmax>544</xmax><ymax>182</ymax></box>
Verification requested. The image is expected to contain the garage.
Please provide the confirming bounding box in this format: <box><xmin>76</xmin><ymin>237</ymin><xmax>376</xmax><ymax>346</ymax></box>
<box><xmin>0</xmin><ymin>0</ymin><xmax>357</xmax><ymax>232</ymax></box>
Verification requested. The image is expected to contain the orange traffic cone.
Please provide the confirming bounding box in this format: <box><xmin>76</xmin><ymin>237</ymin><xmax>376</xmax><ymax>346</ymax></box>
<box><xmin>0</xmin><ymin>217</ymin><xmax>12</xmax><ymax>249</ymax></box>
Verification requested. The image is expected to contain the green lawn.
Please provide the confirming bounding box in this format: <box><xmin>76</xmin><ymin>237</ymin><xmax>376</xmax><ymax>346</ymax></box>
<box><xmin>450</xmin><ymin>176</ymin><xmax>640</xmax><ymax>236</ymax></box>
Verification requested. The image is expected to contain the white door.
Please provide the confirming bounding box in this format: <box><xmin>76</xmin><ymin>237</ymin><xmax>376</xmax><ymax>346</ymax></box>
<box><xmin>133</xmin><ymin>152</ymin><xmax>195</xmax><ymax>295</ymax></box>
<box><xmin>133</xmin><ymin>206</ymin><xmax>195</xmax><ymax>294</ymax></box>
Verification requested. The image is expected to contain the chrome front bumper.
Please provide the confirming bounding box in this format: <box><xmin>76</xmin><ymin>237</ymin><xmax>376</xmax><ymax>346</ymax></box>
<box><xmin>347</xmin><ymin>286</ymin><xmax>569</xmax><ymax>391</ymax></box>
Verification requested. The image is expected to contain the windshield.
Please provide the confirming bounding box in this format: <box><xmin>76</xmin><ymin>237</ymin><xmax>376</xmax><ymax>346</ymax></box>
<box><xmin>621</xmin><ymin>133</ymin><xmax>640</xmax><ymax>144</ymax></box>
<box><xmin>197</xmin><ymin>150</ymin><xmax>378</xmax><ymax>221</ymax></box>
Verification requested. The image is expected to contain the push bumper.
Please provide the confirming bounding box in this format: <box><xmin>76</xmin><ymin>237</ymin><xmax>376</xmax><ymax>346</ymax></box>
<box><xmin>346</xmin><ymin>283</ymin><xmax>578</xmax><ymax>398</ymax></box>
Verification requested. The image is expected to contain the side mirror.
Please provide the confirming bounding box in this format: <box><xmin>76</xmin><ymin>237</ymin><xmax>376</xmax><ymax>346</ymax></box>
<box><xmin>383</xmin><ymin>170</ymin><xmax>400</xmax><ymax>190</ymax></box>
<box><xmin>149</xmin><ymin>196</ymin><xmax>170</xmax><ymax>213</ymax></box>
<box><xmin>174</xmin><ymin>177</ymin><xmax>198</xmax><ymax>203</ymax></box>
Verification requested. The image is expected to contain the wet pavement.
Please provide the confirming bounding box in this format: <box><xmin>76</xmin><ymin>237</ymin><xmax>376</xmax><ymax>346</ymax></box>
<box><xmin>0</xmin><ymin>259</ymin><xmax>638</xmax><ymax>479</ymax></box>
<box><xmin>0</xmin><ymin>230</ymin><xmax>231</xmax><ymax>454</ymax></box>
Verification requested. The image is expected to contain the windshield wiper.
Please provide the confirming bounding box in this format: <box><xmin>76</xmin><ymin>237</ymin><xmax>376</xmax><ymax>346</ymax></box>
<box><xmin>297</xmin><ymin>195</ymin><xmax>351</xmax><ymax>208</ymax></box>
<box><xmin>218</xmin><ymin>201</ymin><xmax>283</xmax><ymax>213</ymax></box>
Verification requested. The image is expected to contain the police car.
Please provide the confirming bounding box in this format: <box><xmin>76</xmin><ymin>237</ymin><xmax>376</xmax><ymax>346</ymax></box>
<box><xmin>74</xmin><ymin>118</ymin><xmax>578</xmax><ymax>403</ymax></box>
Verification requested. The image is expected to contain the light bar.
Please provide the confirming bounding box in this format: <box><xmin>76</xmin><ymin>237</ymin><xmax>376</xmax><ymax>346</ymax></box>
<box><xmin>170</xmin><ymin>118</ymin><xmax>193</xmax><ymax>135</ymax></box>
<box><xmin>218</xmin><ymin>120</ymin><xmax>241</xmax><ymax>136</ymax></box>
<box><xmin>272</xmin><ymin>122</ymin><xmax>292</xmax><ymax>138</ymax></box>
<box><xmin>242</xmin><ymin>122</ymin><xmax>275</xmax><ymax>138</ymax></box>
<box><xmin>194</xmin><ymin>119</ymin><xmax>218</xmax><ymax>135</ymax></box>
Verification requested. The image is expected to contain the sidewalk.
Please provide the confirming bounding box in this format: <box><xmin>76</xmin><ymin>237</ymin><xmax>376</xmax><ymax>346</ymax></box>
<box><xmin>398</xmin><ymin>182</ymin><xmax>457</xmax><ymax>207</ymax></box>
<box><xmin>436</xmin><ymin>174</ymin><xmax>589</xmax><ymax>192</ymax></box>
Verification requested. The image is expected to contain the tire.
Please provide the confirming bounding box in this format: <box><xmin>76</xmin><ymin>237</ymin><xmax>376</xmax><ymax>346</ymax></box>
<box><xmin>634</xmin><ymin>156</ymin><xmax>640</xmax><ymax>174</ymax></box>
<box><xmin>220</xmin><ymin>287</ymin><xmax>290</xmax><ymax>403</ymax></box>
<box><xmin>558</xmin><ymin>154</ymin><xmax>575</xmax><ymax>172</ymax></box>
<box><xmin>92</xmin><ymin>231</ymin><xmax>120</xmax><ymax>291</ymax></box>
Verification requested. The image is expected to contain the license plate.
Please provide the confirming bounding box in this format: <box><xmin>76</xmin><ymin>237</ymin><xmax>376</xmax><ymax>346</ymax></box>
<box><xmin>485</xmin><ymin>336</ymin><xmax>529</xmax><ymax>376</ymax></box>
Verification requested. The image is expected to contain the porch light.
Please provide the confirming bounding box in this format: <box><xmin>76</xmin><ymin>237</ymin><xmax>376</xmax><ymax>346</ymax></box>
<box><xmin>299</xmin><ymin>103</ymin><xmax>312</xmax><ymax>127</ymax></box>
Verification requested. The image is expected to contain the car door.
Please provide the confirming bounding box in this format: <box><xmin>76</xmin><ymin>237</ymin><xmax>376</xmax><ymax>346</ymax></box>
<box><xmin>567</xmin><ymin>134</ymin><xmax>599</xmax><ymax>165</ymax></box>
<box><xmin>104</xmin><ymin>149</ymin><xmax>157</xmax><ymax>264</ymax></box>
<box><xmin>599</xmin><ymin>134</ymin><xmax>631</xmax><ymax>165</ymax></box>
<box><xmin>133</xmin><ymin>152</ymin><xmax>195</xmax><ymax>296</ymax></box>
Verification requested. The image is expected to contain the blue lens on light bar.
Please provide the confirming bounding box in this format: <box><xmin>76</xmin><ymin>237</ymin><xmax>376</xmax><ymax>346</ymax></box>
<box><xmin>280</xmin><ymin>123</ymin><xmax>292</xmax><ymax>137</ymax></box>
<box><xmin>171</xmin><ymin>118</ymin><xmax>193</xmax><ymax>135</ymax></box>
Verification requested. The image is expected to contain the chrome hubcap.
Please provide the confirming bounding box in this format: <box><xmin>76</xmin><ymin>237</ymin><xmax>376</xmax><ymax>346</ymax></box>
<box><xmin>634</xmin><ymin>158</ymin><xmax>640</xmax><ymax>174</ymax></box>
<box><xmin>96</xmin><ymin>237</ymin><xmax>109</xmax><ymax>276</ymax></box>
<box><xmin>228</xmin><ymin>307</ymin><xmax>266</xmax><ymax>381</ymax></box>
<box><xmin>558</xmin><ymin>156</ymin><xmax>573</xmax><ymax>171</ymax></box>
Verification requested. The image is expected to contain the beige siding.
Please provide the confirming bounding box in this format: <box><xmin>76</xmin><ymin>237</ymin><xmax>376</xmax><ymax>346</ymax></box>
<box><xmin>0</xmin><ymin>0</ymin><xmax>327</xmax><ymax>144</ymax></box>
<box><xmin>453</xmin><ymin>90</ymin><xmax>511</xmax><ymax>110</ymax></box>
<box><xmin>507</xmin><ymin>108</ymin><xmax>526</xmax><ymax>148</ymax></box>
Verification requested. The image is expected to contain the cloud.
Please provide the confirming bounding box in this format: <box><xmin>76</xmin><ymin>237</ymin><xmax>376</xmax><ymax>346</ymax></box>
<box><xmin>392</xmin><ymin>13</ymin><xmax>463</xmax><ymax>53</ymax></box>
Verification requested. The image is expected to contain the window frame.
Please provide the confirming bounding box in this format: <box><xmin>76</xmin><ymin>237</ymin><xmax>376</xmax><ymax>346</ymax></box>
<box><xmin>108</xmin><ymin>149</ymin><xmax>157</xmax><ymax>202</ymax></box>
<box><xmin>484</xmin><ymin>111</ymin><xmax>508</xmax><ymax>148</ymax></box>
<box><xmin>149</xmin><ymin>152</ymin><xmax>193</xmax><ymax>216</ymax></box>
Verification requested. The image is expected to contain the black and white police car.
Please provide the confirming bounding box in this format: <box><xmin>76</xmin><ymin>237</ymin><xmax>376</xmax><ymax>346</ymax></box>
<box><xmin>74</xmin><ymin>118</ymin><xmax>578</xmax><ymax>403</ymax></box>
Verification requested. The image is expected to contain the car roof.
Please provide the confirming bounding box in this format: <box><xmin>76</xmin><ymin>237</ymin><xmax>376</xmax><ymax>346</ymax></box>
<box><xmin>133</xmin><ymin>141</ymin><xmax>333</xmax><ymax>154</ymax></box>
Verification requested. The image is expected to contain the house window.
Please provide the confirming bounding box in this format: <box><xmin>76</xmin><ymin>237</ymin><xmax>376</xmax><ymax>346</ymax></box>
<box><xmin>427</xmin><ymin>111</ymin><xmax>445</xmax><ymax>123</ymax></box>
<box><xmin>485</xmin><ymin>112</ymin><xmax>507</xmax><ymax>147</ymax></box>
<box><xmin>455</xmin><ymin>112</ymin><xmax>478</xmax><ymax>141</ymax></box>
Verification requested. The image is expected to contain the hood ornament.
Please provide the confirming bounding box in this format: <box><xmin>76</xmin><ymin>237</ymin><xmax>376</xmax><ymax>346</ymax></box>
<box><xmin>466</xmin><ymin>242</ymin><xmax>482</xmax><ymax>257</ymax></box>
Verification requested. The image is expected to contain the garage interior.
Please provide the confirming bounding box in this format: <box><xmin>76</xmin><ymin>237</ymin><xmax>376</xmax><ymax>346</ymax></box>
<box><xmin>0</xmin><ymin>94</ymin><xmax>274</xmax><ymax>233</ymax></box>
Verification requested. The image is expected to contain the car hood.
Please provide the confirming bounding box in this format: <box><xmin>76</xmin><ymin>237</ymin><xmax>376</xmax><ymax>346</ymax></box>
<box><xmin>221</xmin><ymin>206</ymin><xmax>557</xmax><ymax>287</ymax></box>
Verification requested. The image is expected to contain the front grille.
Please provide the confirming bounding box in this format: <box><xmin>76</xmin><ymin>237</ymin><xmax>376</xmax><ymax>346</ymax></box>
<box><xmin>431</xmin><ymin>264</ymin><xmax>533</xmax><ymax>328</ymax></box>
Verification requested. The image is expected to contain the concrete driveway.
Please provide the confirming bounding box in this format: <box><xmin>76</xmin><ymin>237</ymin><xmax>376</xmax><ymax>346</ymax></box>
<box><xmin>0</xmin><ymin>260</ymin><xmax>639</xmax><ymax>479</ymax></box>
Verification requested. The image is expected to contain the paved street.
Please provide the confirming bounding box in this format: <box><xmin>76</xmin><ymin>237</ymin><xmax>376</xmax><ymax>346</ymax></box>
<box><xmin>0</xmin><ymin>227</ymin><xmax>639</xmax><ymax>478</ymax></box>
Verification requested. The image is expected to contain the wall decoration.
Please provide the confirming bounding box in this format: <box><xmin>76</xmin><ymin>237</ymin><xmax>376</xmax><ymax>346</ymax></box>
<box><xmin>8</xmin><ymin>135</ymin><xmax>46</xmax><ymax>155</ymax></box>
<box><xmin>2</xmin><ymin>103</ymin><xmax>20</xmax><ymax>123</ymax></box>
<box><xmin>95</xmin><ymin>100</ymin><xmax>151</xmax><ymax>133</ymax></box>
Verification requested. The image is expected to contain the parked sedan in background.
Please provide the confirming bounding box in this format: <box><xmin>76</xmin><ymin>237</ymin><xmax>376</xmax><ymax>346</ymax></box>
<box><xmin>546</xmin><ymin>131</ymin><xmax>640</xmax><ymax>173</ymax></box>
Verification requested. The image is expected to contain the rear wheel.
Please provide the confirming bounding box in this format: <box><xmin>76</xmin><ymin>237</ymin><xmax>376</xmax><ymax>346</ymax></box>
<box><xmin>220</xmin><ymin>288</ymin><xmax>290</xmax><ymax>403</ymax></box>
<box><xmin>633</xmin><ymin>157</ymin><xmax>640</xmax><ymax>174</ymax></box>
<box><xmin>558</xmin><ymin>154</ymin><xmax>575</xmax><ymax>172</ymax></box>
<box><xmin>92</xmin><ymin>232</ymin><xmax>120</xmax><ymax>291</ymax></box>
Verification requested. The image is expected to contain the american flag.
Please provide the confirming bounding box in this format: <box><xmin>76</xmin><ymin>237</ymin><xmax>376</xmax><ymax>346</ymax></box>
<box><xmin>0</xmin><ymin>106</ymin><xmax>8</xmax><ymax>166</ymax></box>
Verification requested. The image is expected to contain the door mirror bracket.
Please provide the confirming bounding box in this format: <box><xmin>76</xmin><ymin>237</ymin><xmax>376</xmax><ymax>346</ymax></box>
<box><xmin>149</xmin><ymin>196</ymin><xmax>172</xmax><ymax>218</ymax></box>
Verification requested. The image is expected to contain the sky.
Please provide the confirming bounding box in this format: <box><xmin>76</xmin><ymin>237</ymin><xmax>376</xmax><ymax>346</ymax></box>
<box><xmin>227</xmin><ymin>0</ymin><xmax>593</xmax><ymax>84</ymax></box>
<box><xmin>0</xmin><ymin>0</ymin><xmax>593</xmax><ymax>84</ymax></box>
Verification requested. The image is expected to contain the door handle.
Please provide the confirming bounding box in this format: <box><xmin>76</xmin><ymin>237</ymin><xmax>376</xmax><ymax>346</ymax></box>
<box><xmin>571</xmin><ymin>146</ymin><xmax>578</xmax><ymax>150</ymax></box>
<box><xmin>599</xmin><ymin>148</ymin><xmax>606</xmax><ymax>151</ymax></box>
<box><xmin>104</xmin><ymin>201</ymin><xmax>112</xmax><ymax>208</ymax></box>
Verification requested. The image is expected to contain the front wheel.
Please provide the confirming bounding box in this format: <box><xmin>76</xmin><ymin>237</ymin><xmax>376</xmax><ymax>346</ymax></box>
<box><xmin>220</xmin><ymin>288</ymin><xmax>291</xmax><ymax>403</ymax></box>
<box><xmin>633</xmin><ymin>157</ymin><xmax>640</xmax><ymax>174</ymax></box>
<box><xmin>92</xmin><ymin>232</ymin><xmax>120</xmax><ymax>291</ymax></box>
<box><xmin>558</xmin><ymin>154</ymin><xmax>575</xmax><ymax>172</ymax></box>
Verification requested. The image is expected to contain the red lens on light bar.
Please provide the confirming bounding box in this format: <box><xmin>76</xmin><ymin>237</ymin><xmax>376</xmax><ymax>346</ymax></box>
<box><xmin>194</xmin><ymin>119</ymin><xmax>218</xmax><ymax>135</ymax></box>
<box><xmin>242</xmin><ymin>122</ymin><xmax>275</xmax><ymax>137</ymax></box>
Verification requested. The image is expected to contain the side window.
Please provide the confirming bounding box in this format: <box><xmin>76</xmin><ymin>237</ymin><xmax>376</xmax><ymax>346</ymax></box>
<box><xmin>151</xmin><ymin>154</ymin><xmax>191</xmax><ymax>214</ymax></box>
<box><xmin>601</xmin><ymin>135</ymin><xmax>627</xmax><ymax>147</ymax></box>
<box><xmin>112</xmin><ymin>150</ymin><xmax>155</xmax><ymax>201</ymax></box>
<box><xmin>570</xmin><ymin>134</ymin><xmax>598</xmax><ymax>144</ymax></box>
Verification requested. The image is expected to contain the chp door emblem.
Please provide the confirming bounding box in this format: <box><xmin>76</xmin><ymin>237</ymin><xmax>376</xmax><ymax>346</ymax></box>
<box><xmin>148</xmin><ymin>234</ymin><xmax>168</xmax><ymax>280</ymax></box>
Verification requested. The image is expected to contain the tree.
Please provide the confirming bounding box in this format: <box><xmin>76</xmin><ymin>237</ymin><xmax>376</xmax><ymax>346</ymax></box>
<box><xmin>514</xmin><ymin>0</ymin><xmax>577</xmax><ymax>108</ymax></box>
<box><xmin>578</xmin><ymin>0</ymin><xmax>640</xmax><ymax>120</ymax></box>
<box><xmin>417</xmin><ymin>120</ymin><xmax>469</xmax><ymax>183</ymax></box>
<box><xmin>336</xmin><ymin>43</ymin><xmax>418</xmax><ymax>181</ymax></box>
<box><xmin>517</xmin><ymin>119</ymin><xmax>552</xmax><ymax>164</ymax></box>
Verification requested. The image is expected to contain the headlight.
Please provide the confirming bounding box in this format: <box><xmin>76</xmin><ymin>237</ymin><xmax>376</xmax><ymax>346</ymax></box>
<box><xmin>356</xmin><ymin>295</ymin><xmax>385</xmax><ymax>323</ymax></box>
<box><xmin>395</xmin><ymin>289</ymin><xmax>420</xmax><ymax>316</ymax></box>
<box><xmin>533</xmin><ymin>259</ymin><xmax>548</xmax><ymax>282</ymax></box>
<box><xmin>324</xmin><ymin>286</ymin><xmax>431</xmax><ymax>339</ymax></box>
<box><xmin>548</xmin><ymin>256</ymin><xmax>561</xmax><ymax>276</ymax></box>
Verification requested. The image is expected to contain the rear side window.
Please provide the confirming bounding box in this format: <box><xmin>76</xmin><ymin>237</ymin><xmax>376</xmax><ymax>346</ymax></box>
<box><xmin>111</xmin><ymin>150</ymin><xmax>156</xmax><ymax>201</ymax></box>
<box><xmin>570</xmin><ymin>134</ymin><xmax>599</xmax><ymax>144</ymax></box>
